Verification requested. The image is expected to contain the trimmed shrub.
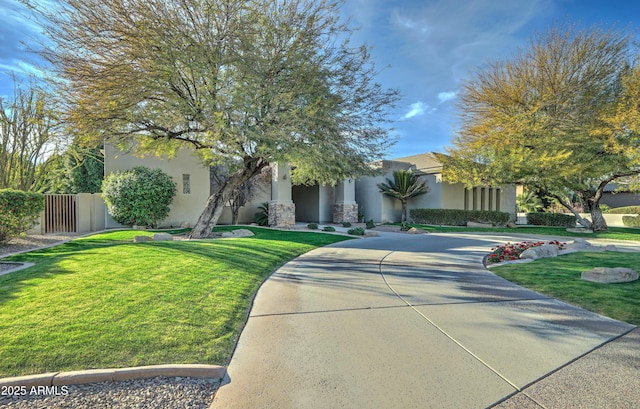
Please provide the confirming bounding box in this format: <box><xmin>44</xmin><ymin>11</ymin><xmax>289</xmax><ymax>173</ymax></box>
<box><xmin>342</xmin><ymin>221</ymin><xmax>352</xmax><ymax>227</ymax></box>
<box><xmin>0</xmin><ymin>189</ymin><xmax>45</xmax><ymax>244</ymax></box>
<box><xmin>307</xmin><ymin>223</ymin><xmax>318</xmax><ymax>229</ymax></box>
<box><xmin>409</xmin><ymin>208</ymin><xmax>511</xmax><ymax>226</ymax></box>
<box><xmin>347</xmin><ymin>227</ymin><xmax>365</xmax><ymax>235</ymax></box>
<box><xmin>607</xmin><ymin>206</ymin><xmax>640</xmax><ymax>215</ymax></box>
<box><xmin>623</xmin><ymin>215</ymin><xmax>640</xmax><ymax>227</ymax></box>
<box><xmin>526</xmin><ymin>212</ymin><xmax>576</xmax><ymax>227</ymax></box>
<box><xmin>322</xmin><ymin>226</ymin><xmax>336</xmax><ymax>232</ymax></box>
<box><xmin>102</xmin><ymin>167</ymin><xmax>176</xmax><ymax>228</ymax></box>
<box><xmin>365</xmin><ymin>219</ymin><xmax>375</xmax><ymax>229</ymax></box>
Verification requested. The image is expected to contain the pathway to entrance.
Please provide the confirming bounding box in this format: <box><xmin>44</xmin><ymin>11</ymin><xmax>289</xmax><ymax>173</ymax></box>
<box><xmin>211</xmin><ymin>232</ymin><xmax>637</xmax><ymax>408</ymax></box>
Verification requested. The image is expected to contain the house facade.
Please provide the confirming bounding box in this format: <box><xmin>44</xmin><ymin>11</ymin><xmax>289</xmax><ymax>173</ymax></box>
<box><xmin>356</xmin><ymin>153</ymin><xmax>516</xmax><ymax>223</ymax></box>
<box><xmin>103</xmin><ymin>146</ymin><xmax>516</xmax><ymax>228</ymax></box>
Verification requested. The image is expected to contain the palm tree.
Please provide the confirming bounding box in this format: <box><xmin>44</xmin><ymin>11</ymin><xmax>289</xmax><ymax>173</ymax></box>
<box><xmin>377</xmin><ymin>169</ymin><xmax>429</xmax><ymax>222</ymax></box>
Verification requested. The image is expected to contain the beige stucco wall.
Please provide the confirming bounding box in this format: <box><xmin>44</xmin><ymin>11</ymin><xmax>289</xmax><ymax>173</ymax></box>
<box><xmin>104</xmin><ymin>144</ymin><xmax>210</xmax><ymax>228</ymax></box>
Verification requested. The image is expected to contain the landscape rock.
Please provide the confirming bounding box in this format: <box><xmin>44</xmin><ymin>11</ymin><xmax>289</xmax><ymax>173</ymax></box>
<box><xmin>467</xmin><ymin>221</ymin><xmax>493</xmax><ymax>228</ymax></box>
<box><xmin>566</xmin><ymin>228</ymin><xmax>594</xmax><ymax>233</ymax></box>
<box><xmin>180</xmin><ymin>221</ymin><xmax>191</xmax><ymax>228</ymax></box>
<box><xmin>406</xmin><ymin>227</ymin><xmax>425</xmax><ymax>234</ymax></box>
<box><xmin>153</xmin><ymin>233</ymin><xmax>174</xmax><ymax>241</ymax></box>
<box><xmin>520</xmin><ymin>244</ymin><xmax>559</xmax><ymax>260</ymax></box>
<box><xmin>605</xmin><ymin>245</ymin><xmax>620</xmax><ymax>252</ymax></box>
<box><xmin>506</xmin><ymin>222</ymin><xmax>517</xmax><ymax>228</ymax></box>
<box><xmin>133</xmin><ymin>236</ymin><xmax>153</xmax><ymax>243</ymax></box>
<box><xmin>221</xmin><ymin>229</ymin><xmax>255</xmax><ymax>238</ymax></box>
<box><xmin>581</xmin><ymin>267</ymin><xmax>639</xmax><ymax>284</ymax></box>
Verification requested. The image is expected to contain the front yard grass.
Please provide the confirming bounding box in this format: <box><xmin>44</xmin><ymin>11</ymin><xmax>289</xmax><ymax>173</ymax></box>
<box><xmin>490</xmin><ymin>251</ymin><xmax>640</xmax><ymax>326</ymax></box>
<box><xmin>0</xmin><ymin>227</ymin><xmax>350</xmax><ymax>378</ymax></box>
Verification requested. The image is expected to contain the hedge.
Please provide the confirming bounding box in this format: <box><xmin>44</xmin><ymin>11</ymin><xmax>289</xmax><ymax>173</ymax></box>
<box><xmin>0</xmin><ymin>189</ymin><xmax>45</xmax><ymax>244</ymax></box>
<box><xmin>607</xmin><ymin>206</ymin><xmax>640</xmax><ymax>215</ymax></box>
<box><xmin>622</xmin><ymin>215</ymin><xmax>640</xmax><ymax>227</ymax></box>
<box><xmin>409</xmin><ymin>208</ymin><xmax>511</xmax><ymax>226</ymax></box>
<box><xmin>525</xmin><ymin>212</ymin><xmax>576</xmax><ymax>227</ymax></box>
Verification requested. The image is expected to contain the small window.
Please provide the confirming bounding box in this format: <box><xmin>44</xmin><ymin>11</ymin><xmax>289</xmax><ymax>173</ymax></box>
<box><xmin>183</xmin><ymin>174</ymin><xmax>191</xmax><ymax>195</ymax></box>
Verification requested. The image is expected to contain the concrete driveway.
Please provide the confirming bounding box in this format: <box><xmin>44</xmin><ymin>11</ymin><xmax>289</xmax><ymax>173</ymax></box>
<box><xmin>211</xmin><ymin>232</ymin><xmax>637</xmax><ymax>409</ymax></box>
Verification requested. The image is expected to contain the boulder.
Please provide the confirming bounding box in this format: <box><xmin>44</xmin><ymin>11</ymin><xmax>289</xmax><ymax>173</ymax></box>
<box><xmin>180</xmin><ymin>221</ymin><xmax>191</xmax><ymax>229</ymax></box>
<box><xmin>467</xmin><ymin>221</ymin><xmax>493</xmax><ymax>228</ymax></box>
<box><xmin>506</xmin><ymin>222</ymin><xmax>518</xmax><ymax>228</ymax></box>
<box><xmin>221</xmin><ymin>229</ymin><xmax>255</xmax><ymax>238</ymax></box>
<box><xmin>566</xmin><ymin>228</ymin><xmax>594</xmax><ymax>234</ymax></box>
<box><xmin>581</xmin><ymin>267</ymin><xmax>639</xmax><ymax>284</ymax></box>
<box><xmin>133</xmin><ymin>236</ymin><xmax>153</xmax><ymax>243</ymax></box>
<box><xmin>605</xmin><ymin>245</ymin><xmax>619</xmax><ymax>252</ymax></box>
<box><xmin>153</xmin><ymin>233</ymin><xmax>173</xmax><ymax>241</ymax></box>
<box><xmin>520</xmin><ymin>244</ymin><xmax>559</xmax><ymax>260</ymax></box>
<box><xmin>406</xmin><ymin>227</ymin><xmax>425</xmax><ymax>234</ymax></box>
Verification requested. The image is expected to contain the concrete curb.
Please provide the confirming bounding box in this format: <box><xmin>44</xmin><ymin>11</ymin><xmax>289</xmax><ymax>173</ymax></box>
<box><xmin>0</xmin><ymin>365</ymin><xmax>226</xmax><ymax>388</ymax></box>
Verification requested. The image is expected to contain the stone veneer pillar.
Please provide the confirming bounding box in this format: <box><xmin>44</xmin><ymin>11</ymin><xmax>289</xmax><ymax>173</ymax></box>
<box><xmin>333</xmin><ymin>178</ymin><xmax>358</xmax><ymax>223</ymax></box>
<box><xmin>269</xmin><ymin>163</ymin><xmax>296</xmax><ymax>227</ymax></box>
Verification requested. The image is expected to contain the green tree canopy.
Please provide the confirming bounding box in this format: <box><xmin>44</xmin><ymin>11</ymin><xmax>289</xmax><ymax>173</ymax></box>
<box><xmin>26</xmin><ymin>0</ymin><xmax>399</xmax><ymax>237</ymax></box>
<box><xmin>377</xmin><ymin>169</ymin><xmax>429</xmax><ymax>222</ymax></box>
<box><xmin>440</xmin><ymin>23</ymin><xmax>640</xmax><ymax>231</ymax></box>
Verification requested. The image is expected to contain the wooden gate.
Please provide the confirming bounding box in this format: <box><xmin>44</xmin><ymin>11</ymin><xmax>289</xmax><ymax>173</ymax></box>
<box><xmin>45</xmin><ymin>194</ymin><xmax>77</xmax><ymax>233</ymax></box>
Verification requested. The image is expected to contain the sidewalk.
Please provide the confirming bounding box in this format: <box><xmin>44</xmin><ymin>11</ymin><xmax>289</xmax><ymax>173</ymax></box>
<box><xmin>211</xmin><ymin>231</ymin><xmax>637</xmax><ymax>408</ymax></box>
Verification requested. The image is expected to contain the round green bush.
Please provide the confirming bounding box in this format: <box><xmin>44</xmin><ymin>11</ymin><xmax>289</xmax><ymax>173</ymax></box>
<box><xmin>322</xmin><ymin>226</ymin><xmax>336</xmax><ymax>232</ymax></box>
<box><xmin>102</xmin><ymin>167</ymin><xmax>176</xmax><ymax>228</ymax></box>
<box><xmin>0</xmin><ymin>189</ymin><xmax>45</xmax><ymax>244</ymax></box>
<box><xmin>307</xmin><ymin>223</ymin><xmax>319</xmax><ymax>229</ymax></box>
<box><xmin>347</xmin><ymin>227</ymin><xmax>365</xmax><ymax>236</ymax></box>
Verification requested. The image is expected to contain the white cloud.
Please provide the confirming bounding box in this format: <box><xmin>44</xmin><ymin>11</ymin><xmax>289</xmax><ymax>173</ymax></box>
<box><xmin>401</xmin><ymin>101</ymin><xmax>430</xmax><ymax>120</ymax></box>
<box><xmin>437</xmin><ymin>91</ymin><xmax>458</xmax><ymax>103</ymax></box>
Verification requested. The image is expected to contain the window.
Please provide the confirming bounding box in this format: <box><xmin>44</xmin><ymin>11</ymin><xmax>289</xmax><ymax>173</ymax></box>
<box><xmin>496</xmin><ymin>188</ymin><xmax>501</xmax><ymax>211</ymax></box>
<box><xmin>480</xmin><ymin>188</ymin><xmax>486</xmax><ymax>211</ymax></box>
<box><xmin>472</xmin><ymin>187</ymin><xmax>478</xmax><ymax>210</ymax></box>
<box><xmin>488</xmin><ymin>188</ymin><xmax>494</xmax><ymax>210</ymax></box>
<box><xmin>182</xmin><ymin>174</ymin><xmax>191</xmax><ymax>195</ymax></box>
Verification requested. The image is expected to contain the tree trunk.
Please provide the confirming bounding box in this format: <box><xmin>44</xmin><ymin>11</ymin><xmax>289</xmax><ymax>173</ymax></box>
<box><xmin>189</xmin><ymin>157</ymin><xmax>268</xmax><ymax>239</ymax></box>
<box><xmin>401</xmin><ymin>201</ymin><xmax>407</xmax><ymax>223</ymax></box>
<box><xmin>548</xmin><ymin>192</ymin><xmax>593</xmax><ymax>229</ymax></box>
<box><xmin>589</xmin><ymin>204</ymin><xmax>608</xmax><ymax>232</ymax></box>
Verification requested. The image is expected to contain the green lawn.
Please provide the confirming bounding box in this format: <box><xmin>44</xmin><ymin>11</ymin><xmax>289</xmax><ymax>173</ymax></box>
<box><xmin>0</xmin><ymin>227</ymin><xmax>350</xmax><ymax>377</ymax></box>
<box><xmin>413</xmin><ymin>224</ymin><xmax>640</xmax><ymax>241</ymax></box>
<box><xmin>491</xmin><ymin>252</ymin><xmax>640</xmax><ymax>326</ymax></box>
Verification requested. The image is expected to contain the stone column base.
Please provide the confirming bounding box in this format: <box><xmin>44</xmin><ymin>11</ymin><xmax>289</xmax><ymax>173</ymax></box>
<box><xmin>269</xmin><ymin>201</ymin><xmax>295</xmax><ymax>227</ymax></box>
<box><xmin>333</xmin><ymin>203</ymin><xmax>358</xmax><ymax>224</ymax></box>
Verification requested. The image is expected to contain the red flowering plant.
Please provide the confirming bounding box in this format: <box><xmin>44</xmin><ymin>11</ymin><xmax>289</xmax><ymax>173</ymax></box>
<box><xmin>487</xmin><ymin>240</ymin><xmax>566</xmax><ymax>264</ymax></box>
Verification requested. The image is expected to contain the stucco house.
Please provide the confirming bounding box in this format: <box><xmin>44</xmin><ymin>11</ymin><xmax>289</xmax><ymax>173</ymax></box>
<box><xmin>104</xmin><ymin>145</ymin><xmax>516</xmax><ymax>228</ymax></box>
<box><xmin>355</xmin><ymin>152</ymin><xmax>516</xmax><ymax>223</ymax></box>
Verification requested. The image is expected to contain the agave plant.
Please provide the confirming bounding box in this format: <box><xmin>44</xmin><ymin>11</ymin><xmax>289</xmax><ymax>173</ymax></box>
<box><xmin>254</xmin><ymin>202</ymin><xmax>269</xmax><ymax>226</ymax></box>
<box><xmin>377</xmin><ymin>169</ymin><xmax>429</xmax><ymax>222</ymax></box>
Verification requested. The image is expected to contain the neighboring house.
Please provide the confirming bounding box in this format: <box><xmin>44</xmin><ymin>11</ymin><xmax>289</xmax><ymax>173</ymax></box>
<box><xmin>601</xmin><ymin>183</ymin><xmax>640</xmax><ymax>208</ymax></box>
<box><xmin>104</xmin><ymin>146</ymin><xmax>516</xmax><ymax>227</ymax></box>
<box><xmin>356</xmin><ymin>152</ymin><xmax>517</xmax><ymax>223</ymax></box>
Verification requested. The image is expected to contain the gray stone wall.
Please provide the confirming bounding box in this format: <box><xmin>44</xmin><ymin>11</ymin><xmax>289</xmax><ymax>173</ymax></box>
<box><xmin>333</xmin><ymin>203</ymin><xmax>358</xmax><ymax>223</ymax></box>
<box><xmin>269</xmin><ymin>202</ymin><xmax>296</xmax><ymax>227</ymax></box>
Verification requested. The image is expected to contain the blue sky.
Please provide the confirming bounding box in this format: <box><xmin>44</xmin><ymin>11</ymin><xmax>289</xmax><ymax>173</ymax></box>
<box><xmin>1</xmin><ymin>0</ymin><xmax>639</xmax><ymax>158</ymax></box>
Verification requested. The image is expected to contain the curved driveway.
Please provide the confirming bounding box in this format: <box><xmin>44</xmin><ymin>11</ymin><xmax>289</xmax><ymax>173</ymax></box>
<box><xmin>211</xmin><ymin>231</ymin><xmax>636</xmax><ymax>409</ymax></box>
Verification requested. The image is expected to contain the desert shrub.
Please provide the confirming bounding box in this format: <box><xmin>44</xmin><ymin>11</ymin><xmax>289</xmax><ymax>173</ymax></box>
<box><xmin>0</xmin><ymin>189</ymin><xmax>45</xmax><ymax>244</ymax></box>
<box><xmin>365</xmin><ymin>219</ymin><xmax>375</xmax><ymax>229</ymax></box>
<box><xmin>254</xmin><ymin>202</ymin><xmax>269</xmax><ymax>226</ymax></box>
<box><xmin>525</xmin><ymin>212</ymin><xmax>576</xmax><ymax>227</ymax></box>
<box><xmin>409</xmin><ymin>208</ymin><xmax>511</xmax><ymax>226</ymax></box>
<box><xmin>623</xmin><ymin>215</ymin><xmax>640</xmax><ymax>227</ymax></box>
<box><xmin>322</xmin><ymin>226</ymin><xmax>336</xmax><ymax>232</ymax></box>
<box><xmin>400</xmin><ymin>222</ymin><xmax>411</xmax><ymax>231</ymax></box>
<box><xmin>342</xmin><ymin>221</ymin><xmax>352</xmax><ymax>227</ymax></box>
<box><xmin>347</xmin><ymin>227</ymin><xmax>365</xmax><ymax>235</ymax></box>
<box><xmin>102</xmin><ymin>166</ymin><xmax>176</xmax><ymax>228</ymax></box>
<box><xmin>307</xmin><ymin>223</ymin><xmax>318</xmax><ymax>229</ymax></box>
<box><xmin>607</xmin><ymin>206</ymin><xmax>640</xmax><ymax>215</ymax></box>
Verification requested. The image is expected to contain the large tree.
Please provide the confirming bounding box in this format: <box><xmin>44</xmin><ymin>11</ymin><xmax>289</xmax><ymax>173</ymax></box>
<box><xmin>0</xmin><ymin>75</ymin><xmax>61</xmax><ymax>191</ymax></box>
<box><xmin>441</xmin><ymin>23</ymin><xmax>640</xmax><ymax>231</ymax></box>
<box><xmin>25</xmin><ymin>0</ymin><xmax>399</xmax><ymax>238</ymax></box>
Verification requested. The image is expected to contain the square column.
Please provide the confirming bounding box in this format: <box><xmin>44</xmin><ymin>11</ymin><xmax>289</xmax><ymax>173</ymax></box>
<box><xmin>269</xmin><ymin>163</ymin><xmax>295</xmax><ymax>227</ymax></box>
<box><xmin>333</xmin><ymin>178</ymin><xmax>358</xmax><ymax>223</ymax></box>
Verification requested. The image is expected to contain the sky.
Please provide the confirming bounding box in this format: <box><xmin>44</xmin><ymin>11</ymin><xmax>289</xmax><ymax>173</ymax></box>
<box><xmin>1</xmin><ymin>0</ymin><xmax>639</xmax><ymax>158</ymax></box>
